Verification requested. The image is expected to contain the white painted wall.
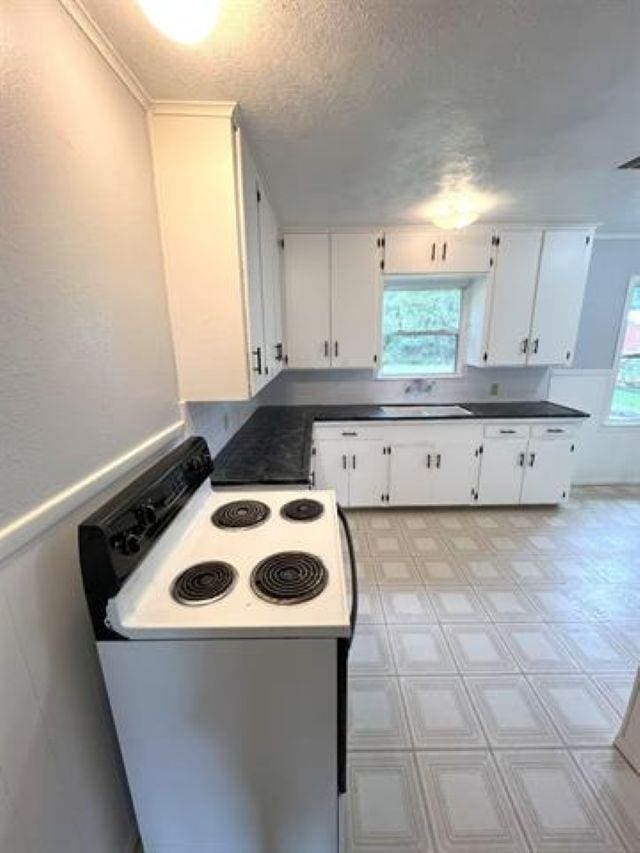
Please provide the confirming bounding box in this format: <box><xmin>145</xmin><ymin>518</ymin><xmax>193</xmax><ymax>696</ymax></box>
<box><xmin>1</xmin><ymin>1</ymin><xmax>181</xmax><ymax>849</ymax></box>
<box><xmin>260</xmin><ymin>366</ymin><xmax>551</xmax><ymax>406</ymax></box>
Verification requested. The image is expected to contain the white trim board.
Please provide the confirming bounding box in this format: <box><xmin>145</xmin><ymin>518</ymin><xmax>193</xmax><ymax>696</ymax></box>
<box><xmin>0</xmin><ymin>420</ymin><xmax>184</xmax><ymax>564</ymax></box>
<box><xmin>57</xmin><ymin>0</ymin><xmax>150</xmax><ymax>107</ymax></box>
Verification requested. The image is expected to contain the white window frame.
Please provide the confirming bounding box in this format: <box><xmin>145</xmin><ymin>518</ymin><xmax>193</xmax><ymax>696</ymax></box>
<box><xmin>376</xmin><ymin>275</ymin><xmax>470</xmax><ymax>380</ymax></box>
<box><xmin>604</xmin><ymin>274</ymin><xmax>640</xmax><ymax>427</ymax></box>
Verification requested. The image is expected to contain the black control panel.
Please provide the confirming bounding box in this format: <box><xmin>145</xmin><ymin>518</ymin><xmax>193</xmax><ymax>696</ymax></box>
<box><xmin>78</xmin><ymin>437</ymin><xmax>212</xmax><ymax>640</ymax></box>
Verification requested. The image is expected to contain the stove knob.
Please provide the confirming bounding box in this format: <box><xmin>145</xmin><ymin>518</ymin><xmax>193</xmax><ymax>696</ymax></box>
<box><xmin>138</xmin><ymin>503</ymin><xmax>158</xmax><ymax>526</ymax></box>
<box><xmin>122</xmin><ymin>532</ymin><xmax>142</xmax><ymax>555</ymax></box>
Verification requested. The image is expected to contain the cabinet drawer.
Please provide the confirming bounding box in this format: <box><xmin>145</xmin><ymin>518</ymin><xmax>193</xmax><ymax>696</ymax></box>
<box><xmin>530</xmin><ymin>423</ymin><xmax>576</xmax><ymax>438</ymax></box>
<box><xmin>484</xmin><ymin>424</ymin><xmax>530</xmax><ymax>439</ymax></box>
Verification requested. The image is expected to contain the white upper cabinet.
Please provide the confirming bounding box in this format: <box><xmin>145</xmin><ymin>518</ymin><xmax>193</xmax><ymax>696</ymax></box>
<box><xmin>467</xmin><ymin>227</ymin><xmax>594</xmax><ymax>368</ymax></box>
<box><xmin>149</xmin><ymin>103</ymin><xmax>282</xmax><ymax>401</ymax></box>
<box><xmin>383</xmin><ymin>229</ymin><xmax>492</xmax><ymax>275</ymax></box>
<box><xmin>527</xmin><ymin>229</ymin><xmax>594</xmax><ymax>366</ymax></box>
<box><xmin>237</xmin><ymin>137</ymin><xmax>268</xmax><ymax>394</ymax></box>
<box><xmin>283</xmin><ymin>232</ymin><xmax>379</xmax><ymax>369</ymax></box>
<box><xmin>330</xmin><ymin>234</ymin><xmax>379</xmax><ymax>368</ymax></box>
<box><xmin>481</xmin><ymin>230</ymin><xmax>543</xmax><ymax>366</ymax></box>
<box><xmin>283</xmin><ymin>234</ymin><xmax>331</xmax><ymax>368</ymax></box>
<box><xmin>258</xmin><ymin>192</ymin><xmax>284</xmax><ymax>379</ymax></box>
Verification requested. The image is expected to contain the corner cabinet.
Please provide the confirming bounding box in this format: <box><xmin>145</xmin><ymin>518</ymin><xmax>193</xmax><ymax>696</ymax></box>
<box><xmin>283</xmin><ymin>233</ymin><xmax>379</xmax><ymax>369</ymax></box>
<box><xmin>149</xmin><ymin>102</ymin><xmax>283</xmax><ymax>401</ymax></box>
<box><xmin>467</xmin><ymin>228</ymin><xmax>594</xmax><ymax>367</ymax></box>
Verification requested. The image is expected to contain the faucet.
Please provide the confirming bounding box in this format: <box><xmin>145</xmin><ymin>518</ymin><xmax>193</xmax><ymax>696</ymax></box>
<box><xmin>404</xmin><ymin>378</ymin><xmax>435</xmax><ymax>395</ymax></box>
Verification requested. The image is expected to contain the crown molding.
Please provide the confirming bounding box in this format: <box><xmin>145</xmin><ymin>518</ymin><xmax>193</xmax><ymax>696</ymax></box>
<box><xmin>57</xmin><ymin>0</ymin><xmax>150</xmax><ymax>107</ymax></box>
<box><xmin>149</xmin><ymin>101</ymin><xmax>238</xmax><ymax>118</ymax></box>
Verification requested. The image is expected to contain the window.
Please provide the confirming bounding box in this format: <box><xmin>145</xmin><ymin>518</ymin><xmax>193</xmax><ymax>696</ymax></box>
<box><xmin>379</xmin><ymin>280</ymin><xmax>464</xmax><ymax>376</ymax></box>
<box><xmin>608</xmin><ymin>276</ymin><xmax>640</xmax><ymax>423</ymax></box>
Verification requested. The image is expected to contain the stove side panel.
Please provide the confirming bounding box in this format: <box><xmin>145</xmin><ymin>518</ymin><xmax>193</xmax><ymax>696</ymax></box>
<box><xmin>98</xmin><ymin>638</ymin><xmax>338</xmax><ymax>853</ymax></box>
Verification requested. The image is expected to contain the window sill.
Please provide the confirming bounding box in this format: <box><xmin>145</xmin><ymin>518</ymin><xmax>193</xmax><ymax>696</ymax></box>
<box><xmin>601</xmin><ymin>418</ymin><xmax>640</xmax><ymax>430</ymax></box>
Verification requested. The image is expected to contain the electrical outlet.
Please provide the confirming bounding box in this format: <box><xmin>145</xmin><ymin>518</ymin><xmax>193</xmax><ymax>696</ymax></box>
<box><xmin>490</xmin><ymin>383</ymin><xmax>499</xmax><ymax>397</ymax></box>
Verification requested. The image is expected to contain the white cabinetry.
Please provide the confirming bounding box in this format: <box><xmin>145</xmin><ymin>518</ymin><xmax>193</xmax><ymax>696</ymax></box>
<box><xmin>312</xmin><ymin>435</ymin><xmax>388</xmax><ymax>507</ymax></box>
<box><xmin>283</xmin><ymin>233</ymin><xmax>378</xmax><ymax>369</ymax></box>
<box><xmin>283</xmin><ymin>234</ymin><xmax>331</xmax><ymax>369</ymax></box>
<box><xmin>330</xmin><ymin>234</ymin><xmax>379</xmax><ymax>368</ymax></box>
<box><xmin>383</xmin><ymin>230</ymin><xmax>492</xmax><ymax>274</ymax></box>
<box><xmin>468</xmin><ymin>228</ymin><xmax>593</xmax><ymax>368</ymax></box>
<box><xmin>259</xmin><ymin>193</ymin><xmax>284</xmax><ymax>379</ymax></box>
<box><xmin>478</xmin><ymin>424</ymin><xmax>576</xmax><ymax>505</ymax></box>
<box><xmin>528</xmin><ymin>230</ymin><xmax>594</xmax><ymax>366</ymax></box>
<box><xmin>387</xmin><ymin>445</ymin><xmax>433</xmax><ymax>506</ymax></box>
<box><xmin>149</xmin><ymin>102</ymin><xmax>282</xmax><ymax>400</ymax></box>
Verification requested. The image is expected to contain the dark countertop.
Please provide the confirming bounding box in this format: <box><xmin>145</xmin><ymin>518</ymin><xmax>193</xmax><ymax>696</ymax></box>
<box><xmin>211</xmin><ymin>401</ymin><xmax>589</xmax><ymax>486</ymax></box>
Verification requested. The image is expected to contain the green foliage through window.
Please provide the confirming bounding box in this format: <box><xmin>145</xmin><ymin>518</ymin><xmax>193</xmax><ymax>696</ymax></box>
<box><xmin>380</xmin><ymin>285</ymin><xmax>462</xmax><ymax>376</ymax></box>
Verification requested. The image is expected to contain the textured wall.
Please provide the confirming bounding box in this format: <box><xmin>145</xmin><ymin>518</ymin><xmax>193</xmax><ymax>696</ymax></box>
<box><xmin>573</xmin><ymin>239</ymin><xmax>640</xmax><ymax>370</ymax></box>
<box><xmin>0</xmin><ymin>0</ymin><xmax>179</xmax><ymax>529</ymax></box>
<box><xmin>0</xmin><ymin>1</ymin><xmax>180</xmax><ymax>849</ymax></box>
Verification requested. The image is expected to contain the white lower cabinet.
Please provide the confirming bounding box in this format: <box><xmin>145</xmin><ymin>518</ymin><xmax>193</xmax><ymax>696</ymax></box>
<box><xmin>387</xmin><ymin>444</ymin><xmax>433</xmax><ymax>506</ymax></box>
<box><xmin>520</xmin><ymin>435</ymin><xmax>575</xmax><ymax>504</ymax></box>
<box><xmin>312</xmin><ymin>438</ymin><xmax>388</xmax><ymax>507</ymax></box>
<box><xmin>478</xmin><ymin>425</ymin><xmax>576</xmax><ymax>506</ymax></box>
<box><xmin>313</xmin><ymin>421</ymin><xmax>578</xmax><ymax>508</ymax></box>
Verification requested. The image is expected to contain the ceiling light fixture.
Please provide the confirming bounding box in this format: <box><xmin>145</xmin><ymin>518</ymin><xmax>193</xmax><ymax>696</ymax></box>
<box><xmin>137</xmin><ymin>0</ymin><xmax>222</xmax><ymax>44</ymax></box>
<box><xmin>416</xmin><ymin>177</ymin><xmax>500</xmax><ymax>230</ymax></box>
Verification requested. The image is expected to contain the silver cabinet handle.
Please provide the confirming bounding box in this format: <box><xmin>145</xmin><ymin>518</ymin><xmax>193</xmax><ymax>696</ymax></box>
<box><xmin>442</xmin><ymin>242</ymin><xmax>447</xmax><ymax>262</ymax></box>
<box><xmin>252</xmin><ymin>347</ymin><xmax>262</xmax><ymax>374</ymax></box>
<box><xmin>342</xmin><ymin>454</ymin><xmax>347</xmax><ymax>470</ymax></box>
<box><xmin>520</xmin><ymin>338</ymin><xmax>529</xmax><ymax>354</ymax></box>
<box><xmin>532</xmin><ymin>338</ymin><xmax>539</xmax><ymax>354</ymax></box>
<box><xmin>352</xmin><ymin>454</ymin><xmax>356</xmax><ymax>469</ymax></box>
<box><xmin>436</xmin><ymin>453</ymin><xmax>441</xmax><ymax>468</ymax></box>
<box><xmin>529</xmin><ymin>452</ymin><xmax>536</xmax><ymax>467</ymax></box>
<box><xmin>341</xmin><ymin>431</ymin><xmax>358</xmax><ymax>437</ymax></box>
<box><xmin>426</xmin><ymin>454</ymin><xmax>431</xmax><ymax>468</ymax></box>
<box><xmin>547</xmin><ymin>428</ymin><xmax>564</xmax><ymax>434</ymax></box>
<box><xmin>500</xmin><ymin>429</ymin><xmax>516</xmax><ymax>434</ymax></box>
<box><xmin>518</xmin><ymin>452</ymin><xmax>525</xmax><ymax>467</ymax></box>
<box><xmin>431</xmin><ymin>242</ymin><xmax>436</xmax><ymax>261</ymax></box>
<box><xmin>334</xmin><ymin>340</ymin><xmax>339</xmax><ymax>357</ymax></box>
<box><xmin>324</xmin><ymin>340</ymin><xmax>329</xmax><ymax>357</ymax></box>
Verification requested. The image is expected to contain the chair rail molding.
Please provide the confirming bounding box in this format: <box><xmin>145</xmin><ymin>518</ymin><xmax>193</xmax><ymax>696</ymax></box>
<box><xmin>0</xmin><ymin>420</ymin><xmax>185</xmax><ymax>563</ymax></box>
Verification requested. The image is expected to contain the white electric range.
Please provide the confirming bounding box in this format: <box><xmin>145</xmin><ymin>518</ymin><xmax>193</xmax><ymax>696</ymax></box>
<box><xmin>79</xmin><ymin>437</ymin><xmax>357</xmax><ymax>853</ymax></box>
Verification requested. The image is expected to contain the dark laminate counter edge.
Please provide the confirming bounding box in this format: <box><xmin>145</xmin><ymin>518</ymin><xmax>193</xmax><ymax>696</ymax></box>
<box><xmin>210</xmin><ymin>402</ymin><xmax>589</xmax><ymax>486</ymax></box>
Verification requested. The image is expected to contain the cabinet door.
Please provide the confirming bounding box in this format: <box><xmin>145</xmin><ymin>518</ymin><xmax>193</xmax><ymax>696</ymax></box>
<box><xmin>237</xmin><ymin>137</ymin><xmax>268</xmax><ymax>394</ymax></box>
<box><xmin>259</xmin><ymin>192</ymin><xmax>284</xmax><ymax>379</ymax></box>
<box><xmin>520</xmin><ymin>438</ymin><xmax>574</xmax><ymax>505</ymax></box>
<box><xmin>438</xmin><ymin>230</ymin><xmax>492</xmax><ymax>274</ymax></box>
<box><xmin>477</xmin><ymin>438</ymin><xmax>528</xmax><ymax>505</ymax></box>
<box><xmin>485</xmin><ymin>230</ymin><xmax>542</xmax><ymax>365</ymax></box>
<box><xmin>330</xmin><ymin>234</ymin><xmax>379</xmax><ymax>368</ymax></box>
<box><xmin>383</xmin><ymin>234</ymin><xmax>439</xmax><ymax>274</ymax></box>
<box><xmin>283</xmin><ymin>234</ymin><xmax>331</xmax><ymax>368</ymax></box>
<box><xmin>388</xmin><ymin>444</ymin><xmax>435</xmax><ymax>506</ymax></box>
<box><xmin>429</xmin><ymin>439</ymin><xmax>480</xmax><ymax>505</ymax></box>
<box><xmin>348</xmin><ymin>441</ymin><xmax>389</xmax><ymax>507</ymax></box>
<box><xmin>312</xmin><ymin>440</ymin><xmax>349</xmax><ymax>506</ymax></box>
<box><xmin>528</xmin><ymin>229</ymin><xmax>593</xmax><ymax>366</ymax></box>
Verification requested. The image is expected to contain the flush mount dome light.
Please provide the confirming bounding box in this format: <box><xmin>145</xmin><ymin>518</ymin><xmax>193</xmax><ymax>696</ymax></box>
<box><xmin>430</xmin><ymin>197</ymin><xmax>480</xmax><ymax>230</ymax></box>
<box><xmin>137</xmin><ymin>0</ymin><xmax>221</xmax><ymax>44</ymax></box>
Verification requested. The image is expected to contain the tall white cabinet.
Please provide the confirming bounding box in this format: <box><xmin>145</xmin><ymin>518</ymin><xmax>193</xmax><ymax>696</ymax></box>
<box><xmin>283</xmin><ymin>233</ymin><xmax>379</xmax><ymax>369</ymax></box>
<box><xmin>150</xmin><ymin>102</ymin><xmax>283</xmax><ymax>400</ymax></box>
<box><xmin>467</xmin><ymin>227</ymin><xmax>594</xmax><ymax>367</ymax></box>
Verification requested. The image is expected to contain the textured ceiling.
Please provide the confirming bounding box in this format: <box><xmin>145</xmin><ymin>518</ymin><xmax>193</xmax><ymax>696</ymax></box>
<box><xmin>82</xmin><ymin>0</ymin><xmax>640</xmax><ymax>231</ymax></box>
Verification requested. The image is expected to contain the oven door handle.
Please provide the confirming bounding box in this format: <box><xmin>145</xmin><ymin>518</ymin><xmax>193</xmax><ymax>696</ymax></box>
<box><xmin>337</xmin><ymin>504</ymin><xmax>358</xmax><ymax>645</ymax></box>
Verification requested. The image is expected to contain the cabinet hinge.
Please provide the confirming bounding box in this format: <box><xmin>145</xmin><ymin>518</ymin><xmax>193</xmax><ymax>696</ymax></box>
<box><xmin>284</xmin><ymin>354</ymin><xmax>289</xmax><ymax>366</ymax></box>
<box><xmin>474</xmin><ymin>491</ymin><xmax>479</xmax><ymax>502</ymax></box>
<box><xmin>562</xmin><ymin>490</ymin><xmax>567</xmax><ymax>499</ymax></box>
<box><xmin>381</xmin><ymin>493</ymin><xmax>385</xmax><ymax>503</ymax></box>
<box><xmin>586</xmin><ymin>235</ymin><xmax>591</xmax><ymax>245</ymax></box>
<box><xmin>482</xmin><ymin>352</ymin><xmax>488</xmax><ymax>362</ymax></box>
<box><xmin>380</xmin><ymin>259</ymin><xmax>385</xmax><ymax>271</ymax></box>
<box><xmin>489</xmin><ymin>257</ymin><xmax>494</xmax><ymax>267</ymax></box>
<box><xmin>373</xmin><ymin>354</ymin><xmax>378</xmax><ymax>364</ymax></box>
<box><xmin>256</xmin><ymin>188</ymin><xmax>261</xmax><ymax>203</ymax></box>
<box><xmin>376</xmin><ymin>237</ymin><xmax>380</xmax><ymax>248</ymax></box>
<box><xmin>278</xmin><ymin>237</ymin><xmax>284</xmax><ymax>249</ymax></box>
<box><xmin>382</xmin><ymin>447</ymin><xmax>386</xmax><ymax>455</ymax></box>
<box><xmin>381</xmin><ymin>236</ymin><xmax>386</xmax><ymax>248</ymax></box>
<box><xmin>479</xmin><ymin>444</ymin><xmax>483</xmax><ymax>455</ymax></box>
<box><xmin>570</xmin><ymin>444</ymin><xmax>575</xmax><ymax>452</ymax></box>
<box><xmin>471</xmin><ymin>487</ymin><xmax>476</xmax><ymax>499</ymax></box>
<box><xmin>386</xmin><ymin>493</ymin><xmax>390</xmax><ymax>503</ymax></box>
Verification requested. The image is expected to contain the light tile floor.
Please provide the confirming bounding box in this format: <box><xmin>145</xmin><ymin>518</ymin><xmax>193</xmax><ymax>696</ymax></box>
<box><xmin>344</xmin><ymin>486</ymin><xmax>640</xmax><ymax>852</ymax></box>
